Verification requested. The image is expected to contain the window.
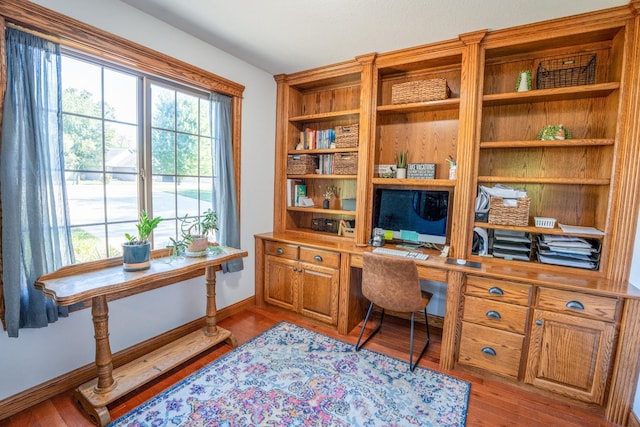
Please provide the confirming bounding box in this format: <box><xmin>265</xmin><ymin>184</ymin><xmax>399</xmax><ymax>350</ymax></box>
<box><xmin>62</xmin><ymin>54</ymin><xmax>218</xmax><ymax>262</ymax></box>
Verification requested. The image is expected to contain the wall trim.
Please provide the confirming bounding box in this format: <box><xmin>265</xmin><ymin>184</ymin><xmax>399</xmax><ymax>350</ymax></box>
<box><xmin>0</xmin><ymin>297</ymin><xmax>255</xmax><ymax>421</ymax></box>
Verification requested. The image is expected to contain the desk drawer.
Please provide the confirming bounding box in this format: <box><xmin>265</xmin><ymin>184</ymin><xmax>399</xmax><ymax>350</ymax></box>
<box><xmin>536</xmin><ymin>288</ymin><xmax>618</xmax><ymax>322</ymax></box>
<box><xmin>458</xmin><ymin>321</ymin><xmax>523</xmax><ymax>379</ymax></box>
<box><xmin>299</xmin><ymin>246</ymin><xmax>340</xmax><ymax>268</ymax></box>
<box><xmin>466</xmin><ymin>276</ymin><xmax>531</xmax><ymax>305</ymax></box>
<box><xmin>463</xmin><ymin>296</ymin><xmax>529</xmax><ymax>334</ymax></box>
<box><xmin>264</xmin><ymin>241</ymin><xmax>298</xmax><ymax>260</ymax></box>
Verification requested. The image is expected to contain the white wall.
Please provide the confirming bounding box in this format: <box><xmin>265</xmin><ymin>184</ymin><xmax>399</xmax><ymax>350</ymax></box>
<box><xmin>0</xmin><ymin>0</ymin><xmax>275</xmax><ymax>400</ymax></box>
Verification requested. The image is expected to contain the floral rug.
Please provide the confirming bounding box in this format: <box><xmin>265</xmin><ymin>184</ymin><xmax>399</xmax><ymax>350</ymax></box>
<box><xmin>108</xmin><ymin>322</ymin><xmax>470</xmax><ymax>426</ymax></box>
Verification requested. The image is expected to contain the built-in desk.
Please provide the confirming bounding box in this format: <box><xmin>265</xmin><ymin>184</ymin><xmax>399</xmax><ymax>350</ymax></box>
<box><xmin>254</xmin><ymin>232</ymin><xmax>640</xmax><ymax>424</ymax></box>
<box><xmin>36</xmin><ymin>247</ymin><xmax>248</xmax><ymax>426</ymax></box>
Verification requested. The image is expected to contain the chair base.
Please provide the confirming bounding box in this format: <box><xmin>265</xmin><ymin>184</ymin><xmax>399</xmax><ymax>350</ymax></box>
<box><xmin>355</xmin><ymin>302</ymin><xmax>431</xmax><ymax>372</ymax></box>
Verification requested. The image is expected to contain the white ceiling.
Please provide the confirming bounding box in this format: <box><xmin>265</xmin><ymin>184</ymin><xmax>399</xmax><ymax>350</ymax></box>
<box><xmin>121</xmin><ymin>0</ymin><xmax>627</xmax><ymax>75</ymax></box>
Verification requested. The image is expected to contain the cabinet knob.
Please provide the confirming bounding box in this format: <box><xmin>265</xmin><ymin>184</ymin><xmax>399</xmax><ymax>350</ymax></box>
<box><xmin>566</xmin><ymin>300</ymin><xmax>585</xmax><ymax>310</ymax></box>
<box><xmin>481</xmin><ymin>347</ymin><xmax>497</xmax><ymax>356</ymax></box>
<box><xmin>535</xmin><ymin>319</ymin><xmax>543</xmax><ymax>326</ymax></box>
<box><xmin>488</xmin><ymin>287</ymin><xmax>504</xmax><ymax>296</ymax></box>
<box><xmin>276</xmin><ymin>248</ymin><xmax>284</xmax><ymax>255</ymax></box>
<box><xmin>292</xmin><ymin>266</ymin><xmax>298</xmax><ymax>272</ymax></box>
<box><xmin>486</xmin><ymin>310</ymin><xmax>501</xmax><ymax>319</ymax></box>
<box><xmin>314</xmin><ymin>255</ymin><xmax>323</xmax><ymax>262</ymax></box>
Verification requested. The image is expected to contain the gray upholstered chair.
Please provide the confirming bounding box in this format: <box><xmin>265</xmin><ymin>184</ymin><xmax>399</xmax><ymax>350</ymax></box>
<box><xmin>355</xmin><ymin>252</ymin><xmax>432</xmax><ymax>371</ymax></box>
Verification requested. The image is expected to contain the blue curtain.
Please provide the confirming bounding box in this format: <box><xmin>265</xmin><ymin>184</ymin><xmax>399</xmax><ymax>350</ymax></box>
<box><xmin>1</xmin><ymin>29</ymin><xmax>74</xmax><ymax>337</ymax></box>
<box><xmin>211</xmin><ymin>93</ymin><xmax>243</xmax><ymax>273</ymax></box>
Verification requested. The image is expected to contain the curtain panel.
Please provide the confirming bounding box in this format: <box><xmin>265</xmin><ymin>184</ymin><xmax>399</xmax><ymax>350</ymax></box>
<box><xmin>1</xmin><ymin>28</ymin><xmax>74</xmax><ymax>337</ymax></box>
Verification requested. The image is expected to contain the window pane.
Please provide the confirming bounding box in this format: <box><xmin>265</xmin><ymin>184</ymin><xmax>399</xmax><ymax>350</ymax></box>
<box><xmin>63</xmin><ymin>116</ymin><xmax>103</xmax><ymax>172</ymax></box>
<box><xmin>152</xmin><ymin>178</ymin><xmax>177</xmax><ymax>220</ymax></box>
<box><xmin>176</xmin><ymin>177</ymin><xmax>201</xmax><ymax>216</ymax></box>
<box><xmin>71</xmin><ymin>225</ymin><xmax>108</xmax><ymax>262</ymax></box>
<box><xmin>177</xmin><ymin>133</ymin><xmax>198</xmax><ymax>176</ymax></box>
<box><xmin>109</xmin><ymin>222</ymin><xmax>136</xmax><ymax>256</ymax></box>
<box><xmin>199</xmin><ymin>99</ymin><xmax>211</xmax><ymax>137</ymax></box>
<box><xmin>176</xmin><ymin>92</ymin><xmax>198</xmax><ymax>134</ymax></box>
<box><xmin>62</xmin><ymin>56</ymin><xmax>102</xmax><ymax>117</ymax></box>
<box><xmin>199</xmin><ymin>137</ymin><xmax>213</xmax><ymax>176</ymax></box>
<box><xmin>151</xmin><ymin>85</ymin><xmax>175</xmax><ymax>130</ymax></box>
<box><xmin>104</xmin><ymin>69</ymin><xmax>138</xmax><ymax>123</ymax></box>
<box><xmin>152</xmin><ymin>129</ymin><xmax>176</xmax><ymax>175</ymax></box>
<box><xmin>199</xmin><ymin>177</ymin><xmax>213</xmax><ymax>207</ymax></box>
<box><xmin>105</xmin><ymin>175</ymin><xmax>138</xmax><ymax>223</ymax></box>
<box><xmin>66</xmin><ymin>179</ymin><xmax>106</xmax><ymax>225</ymax></box>
<box><xmin>105</xmin><ymin>122</ymin><xmax>137</xmax><ymax>171</ymax></box>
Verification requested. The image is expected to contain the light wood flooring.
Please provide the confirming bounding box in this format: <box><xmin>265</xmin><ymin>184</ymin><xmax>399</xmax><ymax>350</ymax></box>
<box><xmin>0</xmin><ymin>305</ymin><xmax>620</xmax><ymax>426</ymax></box>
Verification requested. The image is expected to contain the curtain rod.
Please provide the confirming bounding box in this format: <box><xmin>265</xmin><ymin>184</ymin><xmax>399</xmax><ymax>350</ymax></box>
<box><xmin>5</xmin><ymin>21</ymin><xmax>64</xmax><ymax>45</ymax></box>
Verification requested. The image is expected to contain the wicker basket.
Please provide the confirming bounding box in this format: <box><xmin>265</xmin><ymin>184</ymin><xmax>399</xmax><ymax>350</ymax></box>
<box><xmin>488</xmin><ymin>196</ymin><xmax>530</xmax><ymax>227</ymax></box>
<box><xmin>287</xmin><ymin>154</ymin><xmax>317</xmax><ymax>175</ymax></box>
<box><xmin>536</xmin><ymin>53</ymin><xmax>596</xmax><ymax>89</ymax></box>
<box><xmin>391</xmin><ymin>78</ymin><xmax>450</xmax><ymax>104</ymax></box>
<box><xmin>335</xmin><ymin>124</ymin><xmax>359</xmax><ymax>148</ymax></box>
<box><xmin>333</xmin><ymin>152</ymin><xmax>358</xmax><ymax>175</ymax></box>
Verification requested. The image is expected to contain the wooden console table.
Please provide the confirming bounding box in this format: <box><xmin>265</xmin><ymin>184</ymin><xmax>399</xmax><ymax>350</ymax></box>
<box><xmin>35</xmin><ymin>247</ymin><xmax>248</xmax><ymax>426</ymax></box>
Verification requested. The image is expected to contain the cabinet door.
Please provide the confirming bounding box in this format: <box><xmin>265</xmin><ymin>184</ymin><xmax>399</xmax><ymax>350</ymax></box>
<box><xmin>264</xmin><ymin>255</ymin><xmax>298</xmax><ymax>311</ymax></box>
<box><xmin>525</xmin><ymin>309</ymin><xmax>616</xmax><ymax>404</ymax></box>
<box><xmin>299</xmin><ymin>262</ymin><xmax>339</xmax><ymax>325</ymax></box>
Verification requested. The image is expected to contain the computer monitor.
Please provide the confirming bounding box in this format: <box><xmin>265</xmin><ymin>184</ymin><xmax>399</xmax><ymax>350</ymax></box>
<box><xmin>372</xmin><ymin>188</ymin><xmax>450</xmax><ymax>245</ymax></box>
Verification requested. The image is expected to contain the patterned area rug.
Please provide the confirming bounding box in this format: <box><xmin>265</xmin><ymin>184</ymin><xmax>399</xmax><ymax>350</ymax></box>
<box><xmin>109</xmin><ymin>322</ymin><xmax>470</xmax><ymax>426</ymax></box>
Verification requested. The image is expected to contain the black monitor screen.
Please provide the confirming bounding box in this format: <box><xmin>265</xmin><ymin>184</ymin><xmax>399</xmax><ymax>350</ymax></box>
<box><xmin>373</xmin><ymin>188</ymin><xmax>449</xmax><ymax>244</ymax></box>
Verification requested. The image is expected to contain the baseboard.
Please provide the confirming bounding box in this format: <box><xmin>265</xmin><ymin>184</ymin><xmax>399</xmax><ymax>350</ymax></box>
<box><xmin>629</xmin><ymin>411</ymin><xmax>640</xmax><ymax>427</ymax></box>
<box><xmin>0</xmin><ymin>296</ymin><xmax>255</xmax><ymax>421</ymax></box>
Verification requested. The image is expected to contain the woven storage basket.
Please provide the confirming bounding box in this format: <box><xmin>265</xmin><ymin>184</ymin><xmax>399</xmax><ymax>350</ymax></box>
<box><xmin>287</xmin><ymin>154</ymin><xmax>317</xmax><ymax>175</ymax></box>
<box><xmin>391</xmin><ymin>78</ymin><xmax>450</xmax><ymax>104</ymax></box>
<box><xmin>488</xmin><ymin>196</ymin><xmax>530</xmax><ymax>227</ymax></box>
<box><xmin>333</xmin><ymin>152</ymin><xmax>358</xmax><ymax>175</ymax></box>
<box><xmin>335</xmin><ymin>124</ymin><xmax>359</xmax><ymax>148</ymax></box>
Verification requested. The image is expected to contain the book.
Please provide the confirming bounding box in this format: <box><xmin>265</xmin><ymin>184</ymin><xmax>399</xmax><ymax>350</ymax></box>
<box><xmin>287</xmin><ymin>179</ymin><xmax>301</xmax><ymax>207</ymax></box>
<box><xmin>294</xmin><ymin>184</ymin><xmax>307</xmax><ymax>207</ymax></box>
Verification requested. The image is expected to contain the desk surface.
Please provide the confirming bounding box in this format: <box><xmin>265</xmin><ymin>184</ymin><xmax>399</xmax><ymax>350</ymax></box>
<box><xmin>35</xmin><ymin>247</ymin><xmax>248</xmax><ymax>306</ymax></box>
<box><xmin>256</xmin><ymin>232</ymin><xmax>640</xmax><ymax>299</ymax></box>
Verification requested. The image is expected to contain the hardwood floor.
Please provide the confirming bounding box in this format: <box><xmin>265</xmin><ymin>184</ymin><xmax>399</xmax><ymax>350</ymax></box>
<box><xmin>0</xmin><ymin>305</ymin><xmax>619</xmax><ymax>426</ymax></box>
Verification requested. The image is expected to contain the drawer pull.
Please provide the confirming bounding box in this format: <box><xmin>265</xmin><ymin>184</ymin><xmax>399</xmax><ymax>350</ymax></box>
<box><xmin>488</xmin><ymin>287</ymin><xmax>504</xmax><ymax>296</ymax></box>
<box><xmin>314</xmin><ymin>255</ymin><xmax>323</xmax><ymax>262</ymax></box>
<box><xmin>276</xmin><ymin>248</ymin><xmax>284</xmax><ymax>255</ymax></box>
<box><xmin>486</xmin><ymin>310</ymin><xmax>501</xmax><ymax>319</ymax></box>
<box><xmin>566</xmin><ymin>300</ymin><xmax>585</xmax><ymax>310</ymax></box>
<box><xmin>292</xmin><ymin>267</ymin><xmax>298</xmax><ymax>272</ymax></box>
<box><xmin>481</xmin><ymin>347</ymin><xmax>497</xmax><ymax>356</ymax></box>
<box><xmin>535</xmin><ymin>320</ymin><xmax>543</xmax><ymax>326</ymax></box>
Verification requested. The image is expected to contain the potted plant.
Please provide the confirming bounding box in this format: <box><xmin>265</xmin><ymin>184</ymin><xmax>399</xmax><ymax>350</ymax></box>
<box><xmin>122</xmin><ymin>211</ymin><xmax>163</xmax><ymax>271</ymax></box>
<box><xmin>180</xmin><ymin>208</ymin><xmax>218</xmax><ymax>256</ymax></box>
<box><xmin>395</xmin><ymin>150</ymin><xmax>408</xmax><ymax>179</ymax></box>
<box><xmin>323</xmin><ymin>185</ymin><xmax>337</xmax><ymax>209</ymax></box>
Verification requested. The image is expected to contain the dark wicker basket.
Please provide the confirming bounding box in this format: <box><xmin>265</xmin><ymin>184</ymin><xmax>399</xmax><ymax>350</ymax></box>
<box><xmin>335</xmin><ymin>124</ymin><xmax>359</xmax><ymax>148</ymax></box>
<box><xmin>536</xmin><ymin>54</ymin><xmax>596</xmax><ymax>89</ymax></box>
<box><xmin>488</xmin><ymin>196</ymin><xmax>530</xmax><ymax>227</ymax></box>
<box><xmin>333</xmin><ymin>153</ymin><xmax>358</xmax><ymax>175</ymax></box>
<box><xmin>287</xmin><ymin>154</ymin><xmax>317</xmax><ymax>175</ymax></box>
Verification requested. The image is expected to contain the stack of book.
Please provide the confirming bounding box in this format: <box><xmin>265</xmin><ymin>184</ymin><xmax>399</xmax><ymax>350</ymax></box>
<box><xmin>536</xmin><ymin>235</ymin><xmax>601</xmax><ymax>270</ymax></box>
<box><xmin>491</xmin><ymin>229</ymin><xmax>532</xmax><ymax>261</ymax></box>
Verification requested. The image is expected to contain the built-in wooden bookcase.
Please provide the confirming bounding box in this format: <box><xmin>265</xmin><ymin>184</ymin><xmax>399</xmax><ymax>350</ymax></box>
<box><xmin>474</xmin><ymin>23</ymin><xmax>628</xmax><ymax>274</ymax></box>
<box><xmin>274</xmin><ymin>63</ymin><xmax>365</xmax><ymax>241</ymax></box>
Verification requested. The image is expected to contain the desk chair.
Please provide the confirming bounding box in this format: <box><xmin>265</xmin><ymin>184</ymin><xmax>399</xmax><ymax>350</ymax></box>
<box><xmin>355</xmin><ymin>252</ymin><xmax>432</xmax><ymax>372</ymax></box>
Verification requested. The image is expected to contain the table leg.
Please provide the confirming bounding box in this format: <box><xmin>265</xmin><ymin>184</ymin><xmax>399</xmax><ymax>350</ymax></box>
<box><xmin>91</xmin><ymin>295</ymin><xmax>116</xmax><ymax>392</ymax></box>
<box><xmin>204</xmin><ymin>266</ymin><xmax>219</xmax><ymax>337</ymax></box>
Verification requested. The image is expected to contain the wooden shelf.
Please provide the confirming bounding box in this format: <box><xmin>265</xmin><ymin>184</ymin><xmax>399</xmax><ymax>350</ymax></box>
<box><xmin>287</xmin><ymin>147</ymin><xmax>359</xmax><ymax>155</ymax></box>
<box><xmin>287</xmin><ymin>174</ymin><xmax>358</xmax><ymax>179</ymax></box>
<box><xmin>372</xmin><ymin>177</ymin><xmax>457</xmax><ymax>187</ymax></box>
<box><xmin>482</xmin><ymin>82</ymin><xmax>620</xmax><ymax>107</ymax></box>
<box><xmin>479</xmin><ymin>139</ymin><xmax>615</xmax><ymax>149</ymax></box>
<box><xmin>477</xmin><ymin>176</ymin><xmax>610</xmax><ymax>185</ymax></box>
<box><xmin>288</xmin><ymin>207</ymin><xmax>356</xmax><ymax>216</ymax></box>
<box><xmin>377</xmin><ymin>97</ymin><xmax>461</xmax><ymax>114</ymax></box>
<box><xmin>474</xmin><ymin>222</ymin><xmax>605</xmax><ymax>240</ymax></box>
<box><xmin>289</xmin><ymin>109</ymin><xmax>360</xmax><ymax>123</ymax></box>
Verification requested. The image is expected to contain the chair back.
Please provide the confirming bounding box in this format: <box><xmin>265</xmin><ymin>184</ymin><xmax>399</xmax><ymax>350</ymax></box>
<box><xmin>362</xmin><ymin>252</ymin><xmax>424</xmax><ymax>313</ymax></box>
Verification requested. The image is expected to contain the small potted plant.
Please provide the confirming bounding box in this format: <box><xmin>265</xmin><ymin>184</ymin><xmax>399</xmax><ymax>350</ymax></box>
<box><xmin>122</xmin><ymin>211</ymin><xmax>162</xmax><ymax>271</ymax></box>
<box><xmin>180</xmin><ymin>208</ymin><xmax>218</xmax><ymax>256</ymax></box>
<box><xmin>395</xmin><ymin>150</ymin><xmax>408</xmax><ymax>179</ymax></box>
<box><xmin>323</xmin><ymin>185</ymin><xmax>337</xmax><ymax>209</ymax></box>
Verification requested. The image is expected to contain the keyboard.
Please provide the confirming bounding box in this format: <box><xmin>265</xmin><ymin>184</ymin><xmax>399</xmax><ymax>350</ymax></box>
<box><xmin>372</xmin><ymin>247</ymin><xmax>429</xmax><ymax>261</ymax></box>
